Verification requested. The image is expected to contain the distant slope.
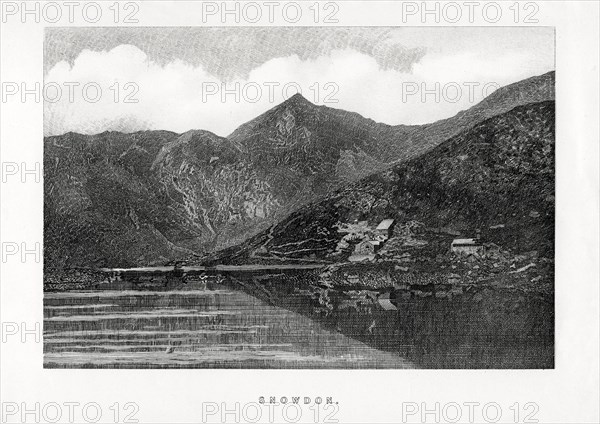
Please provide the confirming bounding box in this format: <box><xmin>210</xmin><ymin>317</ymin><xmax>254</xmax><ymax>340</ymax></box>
<box><xmin>44</xmin><ymin>130</ymin><xmax>181</xmax><ymax>269</ymax></box>
<box><xmin>149</xmin><ymin>130</ymin><xmax>280</xmax><ymax>249</ymax></box>
<box><xmin>400</xmin><ymin>71</ymin><xmax>555</xmax><ymax>158</ymax></box>
<box><xmin>229</xmin><ymin>72</ymin><xmax>555</xmax><ymax>186</ymax></box>
<box><xmin>213</xmin><ymin>100</ymin><xmax>555</xmax><ymax>264</ymax></box>
<box><xmin>44</xmin><ymin>72</ymin><xmax>554</xmax><ymax>269</ymax></box>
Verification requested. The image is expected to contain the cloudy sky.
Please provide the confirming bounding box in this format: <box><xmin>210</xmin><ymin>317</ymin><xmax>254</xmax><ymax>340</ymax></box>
<box><xmin>44</xmin><ymin>27</ymin><xmax>554</xmax><ymax>136</ymax></box>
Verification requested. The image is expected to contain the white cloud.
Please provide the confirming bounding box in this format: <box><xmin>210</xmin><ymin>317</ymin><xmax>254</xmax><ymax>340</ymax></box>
<box><xmin>44</xmin><ymin>43</ymin><xmax>554</xmax><ymax>136</ymax></box>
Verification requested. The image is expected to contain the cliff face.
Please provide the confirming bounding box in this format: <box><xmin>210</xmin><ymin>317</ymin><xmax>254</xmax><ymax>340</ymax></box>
<box><xmin>44</xmin><ymin>72</ymin><xmax>554</xmax><ymax>269</ymax></box>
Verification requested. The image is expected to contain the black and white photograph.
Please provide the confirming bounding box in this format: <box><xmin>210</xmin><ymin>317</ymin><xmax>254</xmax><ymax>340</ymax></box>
<box><xmin>1</xmin><ymin>1</ymin><xmax>598</xmax><ymax>423</ymax></box>
<box><xmin>42</xmin><ymin>26</ymin><xmax>556</xmax><ymax>370</ymax></box>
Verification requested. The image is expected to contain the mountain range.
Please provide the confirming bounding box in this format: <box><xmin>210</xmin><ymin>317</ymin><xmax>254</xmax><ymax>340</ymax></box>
<box><xmin>215</xmin><ymin>100</ymin><xmax>554</xmax><ymax>265</ymax></box>
<box><xmin>44</xmin><ymin>71</ymin><xmax>555</xmax><ymax>270</ymax></box>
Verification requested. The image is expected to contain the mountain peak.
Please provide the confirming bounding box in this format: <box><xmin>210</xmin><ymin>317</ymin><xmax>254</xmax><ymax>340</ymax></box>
<box><xmin>283</xmin><ymin>92</ymin><xmax>311</xmax><ymax>106</ymax></box>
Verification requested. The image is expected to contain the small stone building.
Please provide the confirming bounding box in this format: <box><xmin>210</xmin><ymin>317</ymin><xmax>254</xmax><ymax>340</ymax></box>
<box><xmin>355</xmin><ymin>240</ymin><xmax>380</xmax><ymax>255</ymax></box>
<box><xmin>450</xmin><ymin>238</ymin><xmax>484</xmax><ymax>256</ymax></box>
<box><xmin>376</xmin><ymin>219</ymin><xmax>395</xmax><ymax>238</ymax></box>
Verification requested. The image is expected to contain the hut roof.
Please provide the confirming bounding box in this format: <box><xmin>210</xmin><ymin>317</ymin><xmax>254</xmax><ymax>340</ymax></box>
<box><xmin>376</xmin><ymin>219</ymin><xmax>395</xmax><ymax>230</ymax></box>
<box><xmin>451</xmin><ymin>238</ymin><xmax>481</xmax><ymax>246</ymax></box>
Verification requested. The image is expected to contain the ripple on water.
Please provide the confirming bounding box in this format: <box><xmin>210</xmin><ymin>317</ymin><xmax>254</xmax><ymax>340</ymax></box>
<box><xmin>43</xmin><ymin>285</ymin><xmax>413</xmax><ymax>369</ymax></box>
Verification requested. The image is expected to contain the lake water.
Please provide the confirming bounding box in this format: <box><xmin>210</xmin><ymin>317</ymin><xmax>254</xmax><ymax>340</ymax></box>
<box><xmin>43</xmin><ymin>282</ymin><xmax>413</xmax><ymax>368</ymax></box>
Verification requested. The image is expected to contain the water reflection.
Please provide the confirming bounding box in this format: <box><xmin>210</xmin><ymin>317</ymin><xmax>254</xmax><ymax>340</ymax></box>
<box><xmin>44</xmin><ymin>281</ymin><xmax>413</xmax><ymax>369</ymax></box>
<box><xmin>44</xmin><ymin>269</ymin><xmax>553</xmax><ymax>369</ymax></box>
<box><xmin>224</xmin><ymin>271</ymin><xmax>554</xmax><ymax>369</ymax></box>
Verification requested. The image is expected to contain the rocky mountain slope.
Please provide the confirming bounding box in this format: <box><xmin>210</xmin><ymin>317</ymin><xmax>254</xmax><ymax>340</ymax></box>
<box><xmin>210</xmin><ymin>100</ymin><xmax>555</xmax><ymax>264</ymax></box>
<box><xmin>44</xmin><ymin>72</ymin><xmax>554</xmax><ymax>270</ymax></box>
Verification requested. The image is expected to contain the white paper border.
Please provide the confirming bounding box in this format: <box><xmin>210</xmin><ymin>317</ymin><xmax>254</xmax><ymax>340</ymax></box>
<box><xmin>1</xmin><ymin>1</ymin><xmax>598</xmax><ymax>423</ymax></box>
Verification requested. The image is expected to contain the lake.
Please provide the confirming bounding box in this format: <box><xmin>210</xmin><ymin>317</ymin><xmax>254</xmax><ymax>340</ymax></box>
<box><xmin>43</xmin><ymin>281</ymin><xmax>414</xmax><ymax>369</ymax></box>
<box><xmin>44</xmin><ymin>267</ymin><xmax>553</xmax><ymax>369</ymax></box>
